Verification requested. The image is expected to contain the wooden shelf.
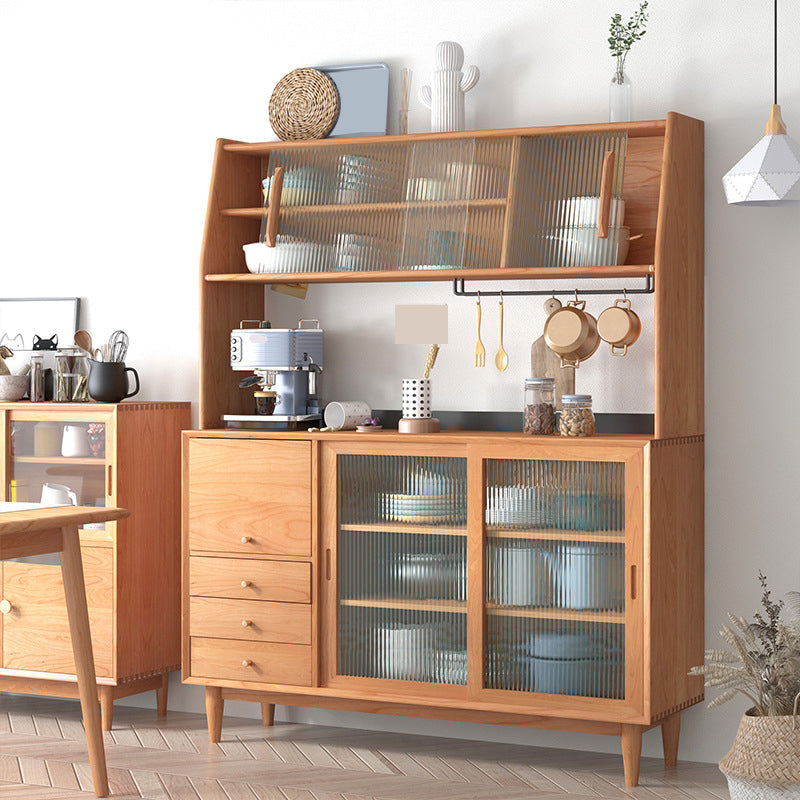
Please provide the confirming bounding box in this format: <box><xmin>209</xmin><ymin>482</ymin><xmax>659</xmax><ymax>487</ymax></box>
<box><xmin>205</xmin><ymin>265</ymin><xmax>655</xmax><ymax>285</ymax></box>
<box><xmin>340</xmin><ymin>523</ymin><xmax>467</xmax><ymax>537</ymax></box>
<box><xmin>340</xmin><ymin>598</ymin><xmax>466</xmax><ymax>614</ymax></box>
<box><xmin>487</xmin><ymin>605</ymin><xmax>624</xmax><ymax>624</ymax></box>
<box><xmin>486</xmin><ymin>527</ymin><xmax>625</xmax><ymax>543</ymax></box>
<box><xmin>13</xmin><ymin>456</ymin><xmax>105</xmax><ymax>466</ymax></box>
<box><xmin>221</xmin><ymin>198</ymin><xmax>506</xmax><ymax>218</ymax></box>
<box><xmin>339</xmin><ymin>598</ymin><xmax>623</xmax><ymax>624</ymax></box>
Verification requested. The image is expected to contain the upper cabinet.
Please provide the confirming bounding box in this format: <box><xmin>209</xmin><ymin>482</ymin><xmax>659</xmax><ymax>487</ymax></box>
<box><xmin>199</xmin><ymin>115</ymin><xmax>703</xmax><ymax>436</ymax></box>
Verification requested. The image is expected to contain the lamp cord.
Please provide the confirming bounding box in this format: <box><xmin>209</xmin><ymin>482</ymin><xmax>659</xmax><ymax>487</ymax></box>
<box><xmin>774</xmin><ymin>0</ymin><xmax>778</xmax><ymax>105</ymax></box>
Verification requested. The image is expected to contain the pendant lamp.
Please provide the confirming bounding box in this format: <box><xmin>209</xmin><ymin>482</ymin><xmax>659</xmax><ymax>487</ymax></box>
<box><xmin>722</xmin><ymin>0</ymin><xmax>800</xmax><ymax>205</ymax></box>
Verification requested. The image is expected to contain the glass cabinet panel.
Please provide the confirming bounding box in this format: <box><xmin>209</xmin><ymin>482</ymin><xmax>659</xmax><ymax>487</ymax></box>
<box><xmin>258</xmin><ymin>137</ymin><xmax>515</xmax><ymax>274</ymax></box>
<box><xmin>8</xmin><ymin>419</ymin><xmax>107</xmax><ymax>510</ymax></box>
<box><xmin>337</xmin><ymin>454</ymin><xmax>467</xmax><ymax>684</ymax></box>
<box><xmin>485</xmin><ymin>459</ymin><xmax>625</xmax><ymax>698</ymax></box>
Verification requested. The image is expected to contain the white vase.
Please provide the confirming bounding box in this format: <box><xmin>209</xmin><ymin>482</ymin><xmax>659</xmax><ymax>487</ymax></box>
<box><xmin>609</xmin><ymin>68</ymin><xmax>632</xmax><ymax>123</ymax></box>
<box><xmin>419</xmin><ymin>42</ymin><xmax>480</xmax><ymax>133</ymax></box>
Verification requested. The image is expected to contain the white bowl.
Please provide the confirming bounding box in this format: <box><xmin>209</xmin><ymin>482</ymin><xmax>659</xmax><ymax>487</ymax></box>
<box><xmin>0</xmin><ymin>374</ymin><xmax>27</xmax><ymax>401</ymax></box>
<box><xmin>547</xmin><ymin>226</ymin><xmax>631</xmax><ymax>267</ymax></box>
<box><xmin>243</xmin><ymin>239</ymin><xmax>330</xmax><ymax>274</ymax></box>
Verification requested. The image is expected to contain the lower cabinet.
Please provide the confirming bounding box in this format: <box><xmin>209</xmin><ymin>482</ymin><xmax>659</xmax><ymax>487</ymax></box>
<box><xmin>0</xmin><ymin>401</ymin><xmax>190</xmax><ymax>729</ymax></box>
<box><xmin>182</xmin><ymin>431</ymin><xmax>704</xmax><ymax>787</ymax></box>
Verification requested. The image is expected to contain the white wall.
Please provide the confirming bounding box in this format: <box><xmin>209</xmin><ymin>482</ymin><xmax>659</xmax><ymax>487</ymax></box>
<box><xmin>1</xmin><ymin>0</ymin><xmax>799</xmax><ymax>766</ymax></box>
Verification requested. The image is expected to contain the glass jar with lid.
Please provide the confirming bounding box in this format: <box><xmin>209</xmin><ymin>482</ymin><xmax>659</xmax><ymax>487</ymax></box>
<box><xmin>559</xmin><ymin>394</ymin><xmax>595</xmax><ymax>437</ymax></box>
<box><xmin>523</xmin><ymin>377</ymin><xmax>556</xmax><ymax>435</ymax></box>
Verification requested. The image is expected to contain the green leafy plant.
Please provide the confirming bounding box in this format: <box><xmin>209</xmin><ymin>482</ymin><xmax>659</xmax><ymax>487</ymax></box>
<box><xmin>608</xmin><ymin>1</ymin><xmax>649</xmax><ymax>78</ymax></box>
<box><xmin>690</xmin><ymin>573</ymin><xmax>800</xmax><ymax>717</ymax></box>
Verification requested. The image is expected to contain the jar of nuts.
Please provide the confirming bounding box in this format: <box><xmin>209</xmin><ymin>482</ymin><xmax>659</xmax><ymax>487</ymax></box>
<box><xmin>559</xmin><ymin>394</ymin><xmax>595</xmax><ymax>437</ymax></box>
<box><xmin>523</xmin><ymin>378</ymin><xmax>556</xmax><ymax>435</ymax></box>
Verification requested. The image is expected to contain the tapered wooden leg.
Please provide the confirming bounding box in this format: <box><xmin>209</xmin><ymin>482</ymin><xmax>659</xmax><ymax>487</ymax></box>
<box><xmin>661</xmin><ymin>712</ymin><xmax>681</xmax><ymax>767</ymax></box>
<box><xmin>261</xmin><ymin>701</ymin><xmax>275</xmax><ymax>726</ymax></box>
<box><xmin>206</xmin><ymin>686</ymin><xmax>224</xmax><ymax>743</ymax></box>
<box><xmin>621</xmin><ymin>724</ymin><xmax>643</xmax><ymax>787</ymax></box>
<box><xmin>61</xmin><ymin>525</ymin><xmax>108</xmax><ymax>797</ymax></box>
<box><xmin>156</xmin><ymin>673</ymin><xmax>169</xmax><ymax>716</ymax></box>
<box><xmin>98</xmin><ymin>686</ymin><xmax>114</xmax><ymax>732</ymax></box>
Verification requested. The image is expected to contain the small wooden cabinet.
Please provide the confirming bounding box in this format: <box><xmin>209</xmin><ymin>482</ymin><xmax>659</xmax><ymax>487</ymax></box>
<box><xmin>183</xmin><ymin>430</ymin><xmax>703</xmax><ymax>786</ymax></box>
<box><xmin>0</xmin><ymin>401</ymin><xmax>190</xmax><ymax>729</ymax></box>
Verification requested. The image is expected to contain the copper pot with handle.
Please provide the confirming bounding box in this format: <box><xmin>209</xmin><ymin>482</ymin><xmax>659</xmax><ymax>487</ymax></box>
<box><xmin>543</xmin><ymin>300</ymin><xmax>600</xmax><ymax>368</ymax></box>
<box><xmin>597</xmin><ymin>297</ymin><xmax>641</xmax><ymax>356</ymax></box>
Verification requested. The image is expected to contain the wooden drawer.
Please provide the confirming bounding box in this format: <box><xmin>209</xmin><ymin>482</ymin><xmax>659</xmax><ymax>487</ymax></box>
<box><xmin>189</xmin><ymin>597</ymin><xmax>311</xmax><ymax>644</ymax></box>
<box><xmin>189</xmin><ymin>556</ymin><xmax>311</xmax><ymax>603</ymax></box>
<box><xmin>190</xmin><ymin>636</ymin><xmax>312</xmax><ymax>686</ymax></box>
<box><xmin>187</xmin><ymin>439</ymin><xmax>311</xmax><ymax>556</ymax></box>
<box><xmin>1</xmin><ymin>548</ymin><xmax>113</xmax><ymax>677</ymax></box>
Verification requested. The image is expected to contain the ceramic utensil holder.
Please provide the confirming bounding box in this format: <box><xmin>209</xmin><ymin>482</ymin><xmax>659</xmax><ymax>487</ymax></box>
<box><xmin>323</xmin><ymin>401</ymin><xmax>371</xmax><ymax>430</ymax></box>
<box><xmin>402</xmin><ymin>378</ymin><xmax>432</xmax><ymax>418</ymax></box>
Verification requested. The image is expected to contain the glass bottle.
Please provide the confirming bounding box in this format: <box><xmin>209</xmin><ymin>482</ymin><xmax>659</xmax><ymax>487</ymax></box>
<box><xmin>609</xmin><ymin>68</ymin><xmax>632</xmax><ymax>123</ymax></box>
<box><xmin>559</xmin><ymin>394</ymin><xmax>595</xmax><ymax>437</ymax></box>
<box><xmin>523</xmin><ymin>378</ymin><xmax>556</xmax><ymax>435</ymax></box>
<box><xmin>29</xmin><ymin>353</ymin><xmax>45</xmax><ymax>402</ymax></box>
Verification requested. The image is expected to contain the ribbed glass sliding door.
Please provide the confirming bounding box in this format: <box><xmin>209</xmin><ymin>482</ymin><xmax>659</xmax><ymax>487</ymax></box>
<box><xmin>485</xmin><ymin>459</ymin><xmax>626</xmax><ymax>699</ymax></box>
<box><xmin>336</xmin><ymin>454</ymin><xmax>467</xmax><ymax>684</ymax></box>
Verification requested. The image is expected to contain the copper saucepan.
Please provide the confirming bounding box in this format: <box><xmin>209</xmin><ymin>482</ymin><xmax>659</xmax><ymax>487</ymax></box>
<box><xmin>543</xmin><ymin>300</ymin><xmax>600</xmax><ymax>369</ymax></box>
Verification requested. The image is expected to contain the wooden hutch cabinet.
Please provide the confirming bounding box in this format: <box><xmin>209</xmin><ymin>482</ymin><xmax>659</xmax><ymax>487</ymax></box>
<box><xmin>183</xmin><ymin>113</ymin><xmax>704</xmax><ymax>786</ymax></box>
<box><xmin>0</xmin><ymin>401</ymin><xmax>189</xmax><ymax>729</ymax></box>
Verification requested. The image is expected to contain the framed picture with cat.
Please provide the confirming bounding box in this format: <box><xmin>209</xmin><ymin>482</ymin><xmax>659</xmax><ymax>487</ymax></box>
<box><xmin>0</xmin><ymin>298</ymin><xmax>80</xmax><ymax>354</ymax></box>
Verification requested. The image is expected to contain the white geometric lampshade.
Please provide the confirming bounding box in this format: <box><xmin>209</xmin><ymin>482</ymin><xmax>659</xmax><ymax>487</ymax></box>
<box><xmin>723</xmin><ymin>106</ymin><xmax>800</xmax><ymax>206</ymax></box>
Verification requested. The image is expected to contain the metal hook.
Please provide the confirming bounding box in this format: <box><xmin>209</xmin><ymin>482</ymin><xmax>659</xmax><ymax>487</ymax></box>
<box><xmin>574</xmin><ymin>289</ymin><xmax>579</xmax><ymax>303</ymax></box>
<box><xmin>623</xmin><ymin>288</ymin><xmax>628</xmax><ymax>301</ymax></box>
<box><xmin>476</xmin><ymin>290</ymin><xmax>481</xmax><ymax>305</ymax></box>
<box><xmin>500</xmin><ymin>289</ymin><xmax>504</xmax><ymax>301</ymax></box>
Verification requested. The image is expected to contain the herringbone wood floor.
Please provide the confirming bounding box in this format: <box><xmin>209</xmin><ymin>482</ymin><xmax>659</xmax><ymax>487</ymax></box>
<box><xmin>0</xmin><ymin>694</ymin><xmax>729</xmax><ymax>799</ymax></box>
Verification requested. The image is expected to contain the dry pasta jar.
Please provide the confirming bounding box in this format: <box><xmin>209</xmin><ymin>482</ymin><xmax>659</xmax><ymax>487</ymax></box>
<box><xmin>523</xmin><ymin>378</ymin><xmax>556</xmax><ymax>435</ymax></box>
<box><xmin>559</xmin><ymin>394</ymin><xmax>595</xmax><ymax>437</ymax></box>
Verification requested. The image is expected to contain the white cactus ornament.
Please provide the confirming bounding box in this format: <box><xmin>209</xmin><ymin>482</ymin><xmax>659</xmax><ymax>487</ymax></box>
<box><xmin>419</xmin><ymin>41</ymin><xmax>480</xmax><ymax>133</ymax></box>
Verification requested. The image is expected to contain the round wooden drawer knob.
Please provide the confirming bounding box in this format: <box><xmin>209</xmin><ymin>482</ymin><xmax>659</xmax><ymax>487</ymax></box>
<box><xmin>241</xmin><ymin>580</ymin><xmax>252</xmax><ymax>588</ymax></box>
<box><xmin>0</xmin><ymin>600</ymin><xmax>12</xmax><ymax>614</ymax></box>
<box><xmin>242</xmin><ymin>659</ymin><xmax>253</xmax><ymax>667</ymax></box>
<box><xmin>241</xmin><ymin>619</ymin><xmax>252</xmax><ymax>628</ymax></box>
<box><xmin>241</xmin><ymin>536</ymin><xmax>252</xmax><ymax>544</ymax></box>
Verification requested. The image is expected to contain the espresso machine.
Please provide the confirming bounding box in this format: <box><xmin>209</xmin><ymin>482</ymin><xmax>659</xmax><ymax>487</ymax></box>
<box><xmin>223</xmin><ymin>319</ymin><xmax>324</xmax><ymax>429</ymax></box>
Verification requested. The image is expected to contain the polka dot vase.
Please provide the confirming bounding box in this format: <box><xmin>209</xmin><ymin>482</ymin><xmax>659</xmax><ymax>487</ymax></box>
<box><xmin>402</xmin><ymin>378</ymin><xmax>432</xmax><ymax>419</ymax></box>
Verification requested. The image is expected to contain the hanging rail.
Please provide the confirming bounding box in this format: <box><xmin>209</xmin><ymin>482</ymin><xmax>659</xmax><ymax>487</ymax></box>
<box><xmin>451</xmin><ymin>274</ymin><xmax>654</xmax><ymax>298</ymax></box>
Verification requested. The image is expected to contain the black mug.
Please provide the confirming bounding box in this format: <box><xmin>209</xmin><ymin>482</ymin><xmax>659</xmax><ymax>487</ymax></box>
<box><xmin>87</xmin><ymin>360</ymin><xmax>140</xmax><ymax>403</ymax></box>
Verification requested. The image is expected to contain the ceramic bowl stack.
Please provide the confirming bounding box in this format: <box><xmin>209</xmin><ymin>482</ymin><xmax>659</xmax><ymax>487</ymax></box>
<box><xmin>392</xmin><ymin>552</ymin><xmax>466</xmax><ymax>600</ymax></box>
<box><xmin>378</xmin><ymin>623</ymin><xmax>433</xmax><ymax>681</ymax></box>
<box><xmin>548</xmin><ymin>543</ymin><xmax>625</xmax><ymax>611</ymax></box>
<box><xmin>333</xmin><ymin>232</ymin><xmax>390</xmax><ymax>271</ymax></box>
<box><xmin>337</xmin><ymin>154</ymin><xmax>395</xmax><ymax>204</ymax></box>
<box><xmin>528</xmin><ymin>631</ymin><xmax>623</xmax><ymax>698</ymax></box>
<box><xmin>243</xmin><ymin>237</ymin><xmax>331</xmax><ymax>274</ymax></box>
<box><xmin>262</xmin><ymin>166</ymin><xmax>328</xmax><ymax>206</ymax></box>
<box><xmin>486</xmin><ymin>485</ymin><xmax>549</xmax><ymax>528</ymax></box>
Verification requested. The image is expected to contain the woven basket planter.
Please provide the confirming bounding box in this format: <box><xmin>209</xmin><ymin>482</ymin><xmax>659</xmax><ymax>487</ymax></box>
<box><xmin>719</xmin><ymin>711</ymin><xmax>800</xmax><ymax>799</ymax></box>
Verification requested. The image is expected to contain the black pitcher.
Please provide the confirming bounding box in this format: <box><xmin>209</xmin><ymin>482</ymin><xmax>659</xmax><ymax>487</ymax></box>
<box><xmin>87</xmin><ymin>360</ymin><xmax>140</xmax><ymax>403</ymax></box>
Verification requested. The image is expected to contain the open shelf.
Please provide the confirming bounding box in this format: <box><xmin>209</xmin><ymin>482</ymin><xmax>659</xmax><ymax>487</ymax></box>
<box><xmin>486</xmin><ymin>527</ymin><xmax>625</xmax><ymax>543</ymax></box>
<box><xmin>487</xmin><ymin>605</ymin><xmax>624</xmax><ymax>624</ymax></box>
<box><xmin>340</xmin><ymin>523</ymin><xmax>466</xmax><ymax>537</ymax></box>
<box><xmin>205</xmin><ymin>265</ymin><xmax>654</xmax><ymax>284</ymax></box>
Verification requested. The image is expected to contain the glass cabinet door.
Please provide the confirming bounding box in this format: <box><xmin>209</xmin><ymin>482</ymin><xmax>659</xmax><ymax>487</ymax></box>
<box><xmin>7</xmin><ymin>416</ymin><xmax>109</xmax><ymax>512</ymax></box>
<box><xmin>485</xmin><ymin>458</ymin><xmax>628</xmax><ymax>700</ymax></box>
<box><xmin>334</xmin><ymin>453</ymin><xmax>467</xmax><ymax>685</ymax></box>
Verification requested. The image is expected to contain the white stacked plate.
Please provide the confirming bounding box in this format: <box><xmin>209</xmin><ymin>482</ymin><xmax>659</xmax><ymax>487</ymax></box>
<box><xmin>383</xmin><ymin>493</ymin><xmax>463</xmax><ymax>524</ymax></box>
<box><xmin>486</xmin><ymin>485</ymin><xmax>550</xmax><ymax>528</ymax></box>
